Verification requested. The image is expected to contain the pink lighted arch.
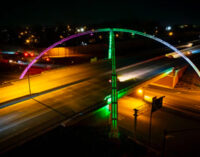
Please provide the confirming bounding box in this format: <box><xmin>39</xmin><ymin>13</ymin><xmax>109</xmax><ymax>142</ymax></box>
<box><xmin>19</xmin><ymin>30</ymin><xmax>94</xmax><ymax>79</ymax></box>
<box><xmin>20</xmin><ymin>28</ymin><xmax>200</xmax><ymax>79</ymax></box>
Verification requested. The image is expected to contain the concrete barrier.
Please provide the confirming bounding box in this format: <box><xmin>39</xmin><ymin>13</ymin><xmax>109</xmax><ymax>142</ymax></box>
<box><xmin>150</xmin><ymin>66</ymin><xmax>188</xmax><ymax>88</ymax></box>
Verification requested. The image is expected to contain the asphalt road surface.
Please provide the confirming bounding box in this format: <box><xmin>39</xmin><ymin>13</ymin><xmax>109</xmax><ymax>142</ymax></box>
<box><xmin>0</xmin><ymin>55</ymin><xmax>189</xmax><ymax>153</ymax></box>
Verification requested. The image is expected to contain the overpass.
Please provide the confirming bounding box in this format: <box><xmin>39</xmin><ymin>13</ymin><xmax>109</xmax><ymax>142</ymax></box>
<box><xmin>0</xmin><ymin>54</ymin><xmax>189</xmax><ymax>153</ymax></box>
<box><xmin>0</xmin><ymin>28</ymin><xmax>200</xmax><ymax>153</ymax></box>
<box><xmin>19</xmin><ymin>28</ymin><xmax>200</xmax><ymax>137</ymax></box>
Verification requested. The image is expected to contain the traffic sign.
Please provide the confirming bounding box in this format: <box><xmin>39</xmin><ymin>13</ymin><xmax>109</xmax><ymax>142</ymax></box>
<box><xmin>152</xmin><ymin>96</ymin><xmax>165</xmax><ymax>112</ymax></box>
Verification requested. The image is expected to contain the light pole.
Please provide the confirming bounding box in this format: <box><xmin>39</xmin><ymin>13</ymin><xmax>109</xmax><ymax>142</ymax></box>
<box><xmin>27</xmin><ymin>70</ymin><xmax>32</xmax><ymax>96</ymax></box>
<box><xmin>133</xmin><ymin>109</ymin><xmax>138</xmax><ymax>133</ymax></box>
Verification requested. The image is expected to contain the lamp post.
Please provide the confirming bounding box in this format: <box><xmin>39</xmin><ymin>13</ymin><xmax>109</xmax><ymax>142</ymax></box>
<box><xmin>27</xmin><ymin>70</ymin><xmax>32</xmax><ymax>96</ymax></box>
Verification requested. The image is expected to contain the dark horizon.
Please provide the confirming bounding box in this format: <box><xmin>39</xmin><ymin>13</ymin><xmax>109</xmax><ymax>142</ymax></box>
<box><xmin>0</xmin><ymin>0</ymin><xmax>200</xmax><ymax>26</ymax></box>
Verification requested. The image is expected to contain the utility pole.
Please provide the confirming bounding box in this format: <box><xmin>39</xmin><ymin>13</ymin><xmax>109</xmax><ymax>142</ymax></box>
<box><xmin>149</xmin><ymin>96</ymin><xmax>164</xmax><ymax>145</ymax></box>
<box><xmin>148</xmin><ymin>96</ymin><xmax>156</xmax><ymax>145</ymax></box>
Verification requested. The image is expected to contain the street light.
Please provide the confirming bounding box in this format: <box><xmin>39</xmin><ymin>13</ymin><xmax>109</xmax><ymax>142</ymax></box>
<box><xmin>168</xmin><ymin>32</ymin><xmax>173</xmax><ymax>36</ymax></box>
<box><xmin>25</xmin><ymin>39</ymin><xmax>30</xmax><ymax>44</ymax></box>
<box><xmin>137</xmin><ymin>89</ymin><xmax>143</xmax><ymax>95</ymax></box>
<box><xmin>165</xmin><ymin>26</ymin><xmax>172</xmax><ymax>31</ymax></box>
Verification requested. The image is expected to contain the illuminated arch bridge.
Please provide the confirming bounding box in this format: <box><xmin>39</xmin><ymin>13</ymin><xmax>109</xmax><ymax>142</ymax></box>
<box><xmin>20</xmin><ymin>28</ymin><xmax>200</xmax><ymax>79</ymax></box>
<box><xmin>19</xmin><ymin>28</ymin><xmax>200</xmax><ymax>137</ymax></box>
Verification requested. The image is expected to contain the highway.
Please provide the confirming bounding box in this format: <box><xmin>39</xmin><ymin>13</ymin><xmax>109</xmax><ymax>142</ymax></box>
<box><xmin>0</xmin><ymin>55</ymin><xmax>188</xmax><ymax>153</ymax></box>
<box><xmin>143</xmin><ymin>85</ymin><xmax>200</xmax><ymax>117</ymax></box>
<box><xmin>0</xmin><ymin>56</ymin><xmax>185</xmax><ymax>105</ymax></box>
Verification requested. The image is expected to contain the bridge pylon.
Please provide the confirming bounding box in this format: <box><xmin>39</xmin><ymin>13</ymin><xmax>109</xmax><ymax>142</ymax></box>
<box><xmin>109</xmin><ymin>29</ymin><xmax>119</xmax><ymax>138</ymax></box>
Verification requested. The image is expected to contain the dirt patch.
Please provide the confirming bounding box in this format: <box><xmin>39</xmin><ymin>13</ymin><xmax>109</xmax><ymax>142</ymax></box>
<box><xmin>176</xmin><ymin>66</ymin><xmax>200</xmax><ymax>91</ymax></box>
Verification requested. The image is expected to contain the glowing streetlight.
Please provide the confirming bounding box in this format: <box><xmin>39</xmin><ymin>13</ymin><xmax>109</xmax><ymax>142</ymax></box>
<box><xmin>165</xmin><ymin>26</ymin><xmax>172</xmax><ymax>31</ymax></box>
<box><xmin>25</xmin><ymin>39</ymin><xmax>30</xmax><ymax>44</ymax></box>
<box><xmin>80</xmin><ymin>28</ymin><xmax>84</xmax><ymax>32</ymax></box>
<box><xmin>168</xmin><ymin>32</ymin><xmax>173</xmax><ymax>36</ymax></box>
<box><xmin>77</xmin><ymin>27</ymin><xmax>85</xmax><ymax>32</ymax></box>
<box><xmin>137</xmin><ymin>89</ymin><xmax>143</xmax><ymax>95</ymax></box>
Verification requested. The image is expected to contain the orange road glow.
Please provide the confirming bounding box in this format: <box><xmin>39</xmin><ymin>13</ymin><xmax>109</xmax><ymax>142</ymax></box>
<box><xmin>137</xmin><ymin>89</ymin><xmax>143</xmax><ymax>95</ymax></box>
<box><xmin>144</xmin><ymin>95</ymin><xmax>153</xmax><ymax>103</ymax></box>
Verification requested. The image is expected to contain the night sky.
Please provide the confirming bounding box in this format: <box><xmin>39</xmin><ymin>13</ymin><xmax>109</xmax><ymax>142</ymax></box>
<box><xmin>0</xmin><ymin>0</ymin><xmax>200</xmax><ymax>26</ymax></box>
